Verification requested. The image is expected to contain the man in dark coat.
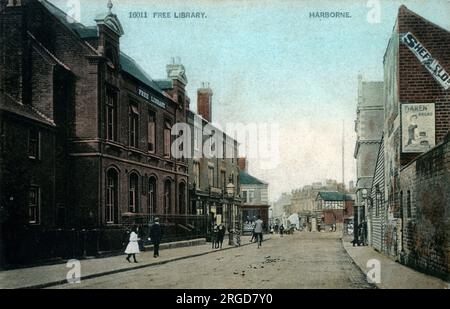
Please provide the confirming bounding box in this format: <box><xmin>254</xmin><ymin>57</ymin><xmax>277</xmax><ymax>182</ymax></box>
<box><xmin>150</xmin><ymin>218</ymin><xmax>163</xmax><ymax>258</ymax></box>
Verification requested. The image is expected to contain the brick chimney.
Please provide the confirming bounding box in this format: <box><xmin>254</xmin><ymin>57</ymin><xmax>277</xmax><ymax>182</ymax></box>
<box><xmin>238</xmin><ymin>157</ymin><xmax>247</xmax><ymax>172</ymax></box>
<box><xmin>197</xmin><ymin>83</ymin><xmax>213</xmax><ymax>122</ymax></box>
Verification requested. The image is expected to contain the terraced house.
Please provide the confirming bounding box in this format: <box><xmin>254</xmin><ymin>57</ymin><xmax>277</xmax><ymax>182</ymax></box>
<box><xmin>0</xmin><ymin>0</ymin><xmax>192</xmax><ymax>266</ymax></box>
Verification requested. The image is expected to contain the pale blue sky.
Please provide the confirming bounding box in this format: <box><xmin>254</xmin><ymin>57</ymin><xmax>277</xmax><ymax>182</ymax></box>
<box><xmin>51</xmin><ymin>0</ymin><xmax>450</xmax><ymax>201</ymax></box>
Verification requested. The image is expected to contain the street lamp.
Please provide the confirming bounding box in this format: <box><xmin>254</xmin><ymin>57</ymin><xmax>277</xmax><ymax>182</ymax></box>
<box><xmin>360</xmin><ymin>188</ymin><xmax>372</xmax><ymax>246</ymax></box>
<box><xmin>226</xmin><ymin>181</ymin><xmax>236</xmax><ymax>245</ymax></box>
<box><xmin>353</xmin><ymin>188</ymin><xmax>367</xmax><ymax>246</ymax></box>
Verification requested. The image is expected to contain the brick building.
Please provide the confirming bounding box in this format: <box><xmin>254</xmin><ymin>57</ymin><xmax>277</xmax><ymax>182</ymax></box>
<box><xmin>365</xmin><ymin>5</ymin><xmax>450</xmax><ymax>279</ymax></box>
<box><xmin>0</xmin><ymin>0</ymin><xmax>193</xmax><ymax>265</ymax></box>
<box><xmin>187</xmin><ymin>84</ymin><xmax>241</xmax><ymax>235</ymax></box>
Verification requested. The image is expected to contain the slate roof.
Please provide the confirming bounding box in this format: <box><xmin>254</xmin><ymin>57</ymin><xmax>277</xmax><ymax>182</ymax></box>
<box><xmin>40</xmin><ymin>0</ymin><xmax>166</xmax><ymax>95</ymax></box>
<box><xmin>316</xmin><ymin>192</ymin><xmax>353</xmax><ymax>201</ymax></box>
<box><xmin>119</xmin><ymin>53</ymin><xmax>164</xmax><ymax>93</ymax></box>
<box><xmin>239</xmin><ymin>171</ymin><xmax>267</xmax><ymax>185</ymax></box>
<box><xmin>0</xmin><ymin>93</ymin><xmax>56</xmax><ymax>127</ymax></box>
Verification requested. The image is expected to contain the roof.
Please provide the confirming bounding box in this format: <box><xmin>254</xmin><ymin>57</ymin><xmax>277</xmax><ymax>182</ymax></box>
<box><xmin>316</xmin><ymin>192</ymin><xmax>353</xmax><ymax>201</ymax></box>
<box><xmin>119</xmin><ymin>53</ymin><xmax>164</xmax><ymax>93</ymax></box>
<box><xmin>39</xmin><ymin>0</ymin><xmax>166</xmax><ymax>95</ymax></box>
<box><xmin>154</xmin><ymin>79</ymin><xmax>174</xmax><ymax>90</ymax></box>
<box><xmin>0</xmin><ymin>93</ymin><xmax>56</xmax><ymax>127</ymax></box>
<box><xmin>239</xmin><ymin>171</ymin><xmax>267</xmax><ymax>185</ymax></box>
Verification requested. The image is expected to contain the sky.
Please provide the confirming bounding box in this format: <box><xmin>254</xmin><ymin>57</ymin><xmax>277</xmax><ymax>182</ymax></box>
<box><xmin>51</xmin><ymin>0</ymin><xmax>450</xmax><ymax>201</ymax></box>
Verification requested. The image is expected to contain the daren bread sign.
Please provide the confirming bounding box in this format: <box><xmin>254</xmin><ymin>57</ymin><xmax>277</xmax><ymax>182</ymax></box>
<box><xmin>401</xmin><ymin>32</ymin><xmax>450</xmax><ymax>90</ymax></box>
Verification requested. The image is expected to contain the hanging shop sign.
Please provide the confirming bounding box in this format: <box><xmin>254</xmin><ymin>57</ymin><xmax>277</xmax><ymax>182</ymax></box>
<box><xmin>401</xmin><ymin>32</ymin><xmax>450</xmax><ymax>90</ymax></box>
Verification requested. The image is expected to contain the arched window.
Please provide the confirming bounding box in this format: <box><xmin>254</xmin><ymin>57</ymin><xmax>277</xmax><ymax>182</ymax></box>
<box><xmin>179</xmin><ymin>182</ymin><xmax>186</xmax><ymax>214</ymax></box>
<box><xmin>106</xmin><ymin>169</ymin><xmax>118</xmax><ymax>224</ymax></box>
<box><xmin>129</xmin><ymin>173</ymin><xmax>139</xmax><ymax>213</ymax></box>
<box><xmin>164</xmin><ymin>179</ymin><xmax>172</xmax><ymax>214</ymax></box>
<box><xmin>148</xmin><ymin>177</ymin><xmax>157</xmax><ymax>215</ymax></box>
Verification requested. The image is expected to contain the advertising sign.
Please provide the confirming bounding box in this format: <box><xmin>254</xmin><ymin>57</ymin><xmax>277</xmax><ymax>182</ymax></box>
<box><xmin>401</xmin><ymin>103</ymin><xmax>435</xmax><ymax>153</ymax></box>
<box><xmin>401</xmin><ymin>32</ymin><xmax>450</xmax><ymax>90</ymax></box>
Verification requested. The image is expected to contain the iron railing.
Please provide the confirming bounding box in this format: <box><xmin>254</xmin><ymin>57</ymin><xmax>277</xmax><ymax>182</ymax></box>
<box><xmin>122</xmin><ymin>213</ymin><xmax>210</xmax><ymax>243</ymax></box>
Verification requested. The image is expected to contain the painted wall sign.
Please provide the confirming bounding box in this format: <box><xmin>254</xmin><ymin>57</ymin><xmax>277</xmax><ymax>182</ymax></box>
<box><xmin>138</xmin><ymin>88</ymin><xmax>166</xmax><ymax>109</ymax></box>
<box><xmin>401</xmin><ymin>103</ymin><xmax>435</xmax><ymax>153</ymax></box>
<box><xmin>401</xmin><ymin>32</ymin><xmax>450</xmax><ymax>90</ymax></box>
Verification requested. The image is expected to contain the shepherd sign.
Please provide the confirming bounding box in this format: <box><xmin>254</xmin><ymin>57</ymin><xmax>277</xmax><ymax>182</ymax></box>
<box><xmin>401</xmin><ymin>32</ymin><xmax>450</xmax><ymax>90</ymax></box>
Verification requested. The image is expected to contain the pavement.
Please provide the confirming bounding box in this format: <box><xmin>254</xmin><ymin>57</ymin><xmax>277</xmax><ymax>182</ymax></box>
<box><xmin>342</xmin><ymin>236</ymin><xmax>450</xmax><ymax>289</ymax></box>
<box><xmin>0</xmin><ymin>236</ymin><xmax>256</xmax><ymax>289</ymax></box>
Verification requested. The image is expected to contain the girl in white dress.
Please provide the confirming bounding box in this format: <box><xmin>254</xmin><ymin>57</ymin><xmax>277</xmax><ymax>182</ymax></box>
<box><xmin>125</xmin><ymin>226</ymin><xmax>140</xmax><ymax>263</ymax></box>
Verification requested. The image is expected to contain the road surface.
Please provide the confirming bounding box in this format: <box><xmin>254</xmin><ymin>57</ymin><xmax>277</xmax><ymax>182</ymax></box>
<box><xmin>55</xmin><ymin>232</ymin><xmax>374</xmax><ymax>289</ymax></box>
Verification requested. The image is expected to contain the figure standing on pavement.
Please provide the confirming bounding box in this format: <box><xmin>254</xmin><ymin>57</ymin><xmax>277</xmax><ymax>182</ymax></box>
<box><xmin>150</xmin><ymin>217</ymin><xmax>163</xmax><ymax>258</ymax></box>
<box><xmin>125</xmin><ymin>225</ymin><xmax>140</xmax><ymax>263</ymax></box>
<box><xmin>234</xmin><ymin>227</ymin><xmax>241</xmax><ymax>247</ymax></box>
<box><xmin>279</xmin><ymin>224</ymin><xmax>284</xmax><ymax>237</ymax></box>
<box><xmin>254</xmin><ymin>215</ymin><xmax>264</xmax><ymax>248</ymax></box>
<box><xmin>217</xmin><ymin>224</ymin><xmax>226</xmax><ymax>249</ymax></box>
<box><xmin>211</xmin><ymin>224</ymin><xmax>219</xmax><ymax>249</ymax></box>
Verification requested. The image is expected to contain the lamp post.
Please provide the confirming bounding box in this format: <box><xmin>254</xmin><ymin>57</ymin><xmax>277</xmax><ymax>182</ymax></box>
<box><xmin>361</xmin><ymin>188</ymin><xmax>373</xmax><ymax>246</ymax></box>
<box><xmin>226</xmin><ymin>181</ymin><xmax>236</xmax><ymax>245</ymax></box>
<box><xmin>353</xmin><ymin>188</ymin><xmax>366</xmax><ymax>246</ymax></box>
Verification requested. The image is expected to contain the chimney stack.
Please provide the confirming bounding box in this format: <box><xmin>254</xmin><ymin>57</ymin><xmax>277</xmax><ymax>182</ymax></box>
<box><xmin>197</xmin><ymin>83</ymin><xmax>213</xmax><ymax>122</ymax></box>
<box><xmin>238</xmin><ymin>157</ymin><xmax>247</xmax><ymax>172</ymax></box>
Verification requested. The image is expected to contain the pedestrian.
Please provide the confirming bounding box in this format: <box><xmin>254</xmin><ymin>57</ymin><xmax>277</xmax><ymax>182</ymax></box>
<box><xmin>125</xmin><ymin>225</ymin><xmax>140</xmax><ymax>263</ymax></box>
<box><xmin>279</xmin><ymin>224</ymin><xmax>284</xmax><ymax>237</ymax></box>
<box><xmin>150</xmin><ymin>217</ymin><xmax>163</xmax><ymax>258</ymax></box>
<box><xmin>254</xmin><ymin>215</ymin><xmax>264</xmax><ymax>248</ymax></box>
<box><xmin>217</xmin><ymin>224</ymin><xmax>226</xmax><ymax>249</ymax></box>
<box><xmin>211</xmin><ymin>224</ymin><xmax>219</xmax><ymax>249</ymax></box>
<box><xmin>234</xmin><ymin>227</ymin><xmax>241</xmax><ymax>247</ymax></box>
<box><xmin>250</xmin><ymin>221</ymin><xmax>256</xmax><ymax>243</ymax></box>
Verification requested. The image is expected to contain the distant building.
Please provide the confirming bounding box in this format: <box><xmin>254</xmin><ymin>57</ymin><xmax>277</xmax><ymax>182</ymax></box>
<box><xmin>238</xmin><ymin>158</ymin><xmax>269</xmax><ymax>233</ymax></box>
<box><xmin>315</xmin><ymin>192</ymin><xmax>354</xmax><ymax>232</ymax></box>
<box><xmin>354</xmin><ymin>75</ymin><xmax>384</xmax><ymax>244</ymax></box>
<box><xmin>290</xmin><ymin>179</ymin><xmax>346</xmax><ymax>219</ymax></box>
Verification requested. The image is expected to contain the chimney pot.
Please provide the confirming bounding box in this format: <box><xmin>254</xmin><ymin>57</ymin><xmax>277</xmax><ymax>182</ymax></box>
<box><xmin>197</xmin><ymin>83</ymin><xmax>213</xmax><ymax>122</ymax></box>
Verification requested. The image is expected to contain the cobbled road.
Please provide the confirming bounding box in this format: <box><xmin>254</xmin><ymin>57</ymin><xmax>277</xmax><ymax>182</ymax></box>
<box><xmin>56</xmin><ymin>232</ymin><xmax>375</xmax><ymax>289</ymax></box>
